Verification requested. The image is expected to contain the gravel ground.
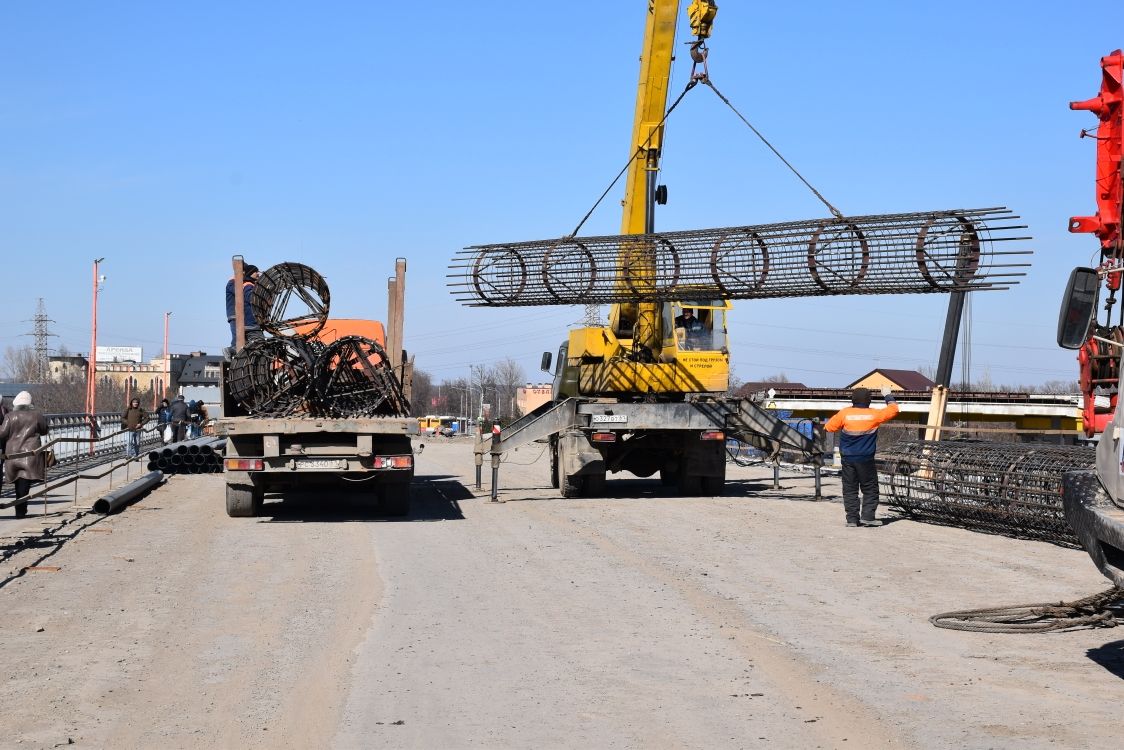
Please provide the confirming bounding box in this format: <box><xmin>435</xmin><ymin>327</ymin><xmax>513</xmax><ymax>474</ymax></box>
<box><xmin>0</xmin><ymin>436</ymin><xmax>1118</xmax><ymax>749</ymax></box>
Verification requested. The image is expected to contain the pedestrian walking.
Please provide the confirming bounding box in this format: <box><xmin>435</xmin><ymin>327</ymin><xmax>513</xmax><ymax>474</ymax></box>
<box><xmin>169</xmin><ymin>394</ymin><xmax>190</xmax><ymax>443</ymax></box>
<box><xmin>121</xmin><ymin>397</ymin><xmax>147</xmax><ymax>458</ymax></box>
<box><xmin>0</xmin><ymin>391</ymin><xmax>49</xmax><ymax>519</ymax></box>
<box><xmin>156</xmin><ymin>398</ymin><xmax>172</xmax><ymax>444</ymax></box>
<box><xmin>825</xmin><ymin>385</ymin><xmax>899</xmax><ymax>527</ymax></box>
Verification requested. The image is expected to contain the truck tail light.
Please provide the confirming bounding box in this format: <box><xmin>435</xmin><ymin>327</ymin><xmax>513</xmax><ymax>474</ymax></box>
<box><xmin>591</xmin><ymin>432</ymin><xmax>617</xmax><ymax>442</ymax></box>
<box><xmin>374</xmin><ymin>454</ymin><xmax>413</xmax><ymax>469</ymax></box>
<box><xmin>226</xmin><ymin>458</ymin><xmax>264</xmax><ymax>471</ymax></box>
<box><xmin>700</xmin><ymin>430</ymin><xmax>725</xmax><ymax>441</ymax></box>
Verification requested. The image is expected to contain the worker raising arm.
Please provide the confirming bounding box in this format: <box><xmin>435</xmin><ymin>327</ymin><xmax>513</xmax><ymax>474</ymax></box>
<box><xmin>825</xmin><ymin>386</ymin><xmax>899</xmax><ymax>528</ymax></box>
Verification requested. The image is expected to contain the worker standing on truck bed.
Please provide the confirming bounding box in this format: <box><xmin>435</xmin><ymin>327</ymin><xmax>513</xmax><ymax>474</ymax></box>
<box><xmin>825</xmin><ymin>386</ymin><xmax>899</xmax><ymax>528</ymax></box>
<box><xmin>226</xmin><ymin>263</ymin><xmax>262</xmax><ymax>347</ymax></box>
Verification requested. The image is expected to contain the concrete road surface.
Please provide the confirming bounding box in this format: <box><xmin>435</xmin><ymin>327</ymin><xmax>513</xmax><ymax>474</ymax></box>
<box><xmin>0</xmin><ymin>438</ymin><xmax>1118</xmax><ymax>749</ymax></box>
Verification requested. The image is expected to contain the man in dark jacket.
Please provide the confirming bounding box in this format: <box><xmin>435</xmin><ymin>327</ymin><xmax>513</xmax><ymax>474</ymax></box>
<box><xmin>121</xmin><ymin>397</ymin><xmax>147</xmax><ymax>457</ymax></box>
<box><xmin>226</xmin><ymin>263</ymin><xmax>263</xmax><ymax>347</ymax></box>
<box><xmin>825</xmin><ymin>386</ymin><xmax>899</xmax><ymax>527</ymax></box>
<box><xmin>169</xmin><ymin>395</ymin><xmax>190</xmax><ymax>443</ymax></box>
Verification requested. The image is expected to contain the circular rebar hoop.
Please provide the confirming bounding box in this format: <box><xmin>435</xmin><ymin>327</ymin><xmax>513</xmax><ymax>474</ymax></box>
<box><xmin>312</xmin><ymin>336</ymin><xmax>410</xmax><ymax>418</ymax></box>
<box><xmin>228</xmin><ymin>338</ymin><xmax>321</xmax><ymax>417</ymax></box>
<box><xmin>251</xmin><ymin>262</ymin><xmax>331</xmax><ymax>338</ymax></box>
<box><xmin>471</xmin><ymin>248</ymin><xmax>527</xmax><ymax>305</ymax></box>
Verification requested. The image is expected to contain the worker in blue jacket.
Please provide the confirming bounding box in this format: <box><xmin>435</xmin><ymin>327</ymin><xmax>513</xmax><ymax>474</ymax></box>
<box><xmin>226</xmin><ymin>263</ymin><xmax>262</xmax><ymax>347</ymax></box>
<box><xmin>825</xmin><ymin>385</ymin><xmax>899</xmax><ymax>527</ymax></box>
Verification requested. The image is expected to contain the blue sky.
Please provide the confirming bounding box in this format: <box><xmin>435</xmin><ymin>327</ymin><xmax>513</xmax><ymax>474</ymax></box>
<box><xmin>0</xmin><ymin>2</ymin><xmax>1120</xmax><ymax>388</ymax></box>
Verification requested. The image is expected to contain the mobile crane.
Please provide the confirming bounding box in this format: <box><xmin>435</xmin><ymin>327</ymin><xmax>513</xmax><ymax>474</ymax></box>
<box><xmin>482</xmin><ymin>0</ymin><xmax>825</xmax><ymax>498</ymax></box>
<box><xmin>1057</xmin><ymin>49</ymin><xmax>1124</xmax><ymax>585</ymax></box>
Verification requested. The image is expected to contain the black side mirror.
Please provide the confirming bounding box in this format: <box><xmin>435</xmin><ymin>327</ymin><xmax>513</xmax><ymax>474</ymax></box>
<box><xmin>540</xmin><ymin>351</ymin><xmax>553</xmax><ymax>373</ymax></box>
<box><xmin>1057</xmin><ymin>267</ymin><xmax>1099</xmax><ymax>350</ymax></box>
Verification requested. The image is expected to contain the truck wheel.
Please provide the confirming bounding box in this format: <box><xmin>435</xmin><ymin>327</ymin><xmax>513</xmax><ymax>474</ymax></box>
<box><xmin>380</xmin><ymin>483</ymin><xmax>411</xmax><ymax>517</ymax></box>
<box><xmin>560</xmin><ymin>472</ymin><xmax>583</xmax><ymax>499</ymax></box>
<box><xmin>700</xmin><ymin>474</ymin><xmax>725</xmax><ymax>496</ymax></box>
<box><xmin>584</xmin><ymin>472</ymin><xmax>606</xmax><ymax>497</ymax></box>
<box><xmin>677</xmin><ymin>471</ymin><xmax>702</xmax><ymax>497</ymax></box>
<box><xmin>549</xmin><ymin>440</ymin><xmax>560</xmax><ymax>489</ymax></box>
<box><xmin>226</xmin><ymin>483</ymin><xmax>262</xmax><ymax>517</ymax></box>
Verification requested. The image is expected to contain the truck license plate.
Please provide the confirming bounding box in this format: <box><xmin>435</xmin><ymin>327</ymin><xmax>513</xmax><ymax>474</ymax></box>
<box><xmin>296</xmin><ymin>459</ymin><xmax>346</xmax><ymax>470</ymax></box>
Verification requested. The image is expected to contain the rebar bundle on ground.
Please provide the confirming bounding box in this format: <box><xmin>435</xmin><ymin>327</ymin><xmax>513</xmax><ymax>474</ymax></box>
<box><xmin>449</xmin><ymin>208</ymin><xmax>1031</xmax><ymax>306</ymax></box>
<box><xmin>877</xmin><ymin>441</ymin><xmax>1094</xmax><ymax>547</ymax></box>
<box><xmin>147</xmin><ymin>437</ymin><xmax>227</xmax><ymax>474</ymax></box>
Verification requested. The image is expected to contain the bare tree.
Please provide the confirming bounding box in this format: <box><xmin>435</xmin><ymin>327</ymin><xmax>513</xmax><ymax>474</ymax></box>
<box><xmin>490</xmin><ymin>357</ymin><xmax>526</xmax><ymax>420</ymax></box>
<box><xmin>409</xmin><ymin>368</ymin><xmax>435</xmax><ymax>417</ymax></box>
<box><xmin>2</xmin><ymin>345</ymin><xmax>39</xmax><ymax>382</ymax></box>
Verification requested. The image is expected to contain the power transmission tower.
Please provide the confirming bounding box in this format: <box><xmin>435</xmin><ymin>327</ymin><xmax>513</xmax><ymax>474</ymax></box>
<box><xmin>26</xmin><ymin>298</ymin><xmax>56</xmax><ymax>383</ymax></box>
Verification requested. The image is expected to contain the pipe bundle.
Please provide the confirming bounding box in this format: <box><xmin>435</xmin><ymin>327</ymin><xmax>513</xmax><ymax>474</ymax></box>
<box><xmin>877</xmin><ymin>440</ymin><xmax>1094</xmax><ymax>547</ymax></box>
<box><xmin>147</xmin><ymin>436</ymin><xmax>227</xmax><ymax>474</ymax></box>
<box><xmin>449</xmin><ymin>208</ymin><xmax>1031</xmax><ymax>306</ymax></box>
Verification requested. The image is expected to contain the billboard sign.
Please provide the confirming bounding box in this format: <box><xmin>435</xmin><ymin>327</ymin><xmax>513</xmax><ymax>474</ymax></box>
<box><xmin>96</xmin><ymin>346</ymin><xmax>143</xmax><ymax>363</ymax></box>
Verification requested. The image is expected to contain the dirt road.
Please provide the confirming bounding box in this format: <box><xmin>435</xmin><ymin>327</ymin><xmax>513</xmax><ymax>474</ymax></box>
<box><xmin>0</xmin><ymin>438</ymin><xmax>1118</xmax><ymax>748</ymax></box>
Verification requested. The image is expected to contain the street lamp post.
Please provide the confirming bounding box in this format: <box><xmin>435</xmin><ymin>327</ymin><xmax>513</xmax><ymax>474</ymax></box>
<box><xmin>163</xmin><ymin>311</ymin><xmax>171</xmax><ymax>403</ymax></box>
<box><xmin>85</xmin><ymin>257</ymin><xmax>105</xmax><ymax>453</ymax></box>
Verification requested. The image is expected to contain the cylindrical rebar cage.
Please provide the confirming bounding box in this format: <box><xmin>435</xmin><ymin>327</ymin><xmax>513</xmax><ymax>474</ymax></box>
<box><xmin>877</xmin><ymin>440</ymin><xmax>1094</xmax><ymax>547</ymax></box>
<box><xmin>449</xmin><ymin>208</ymin><xmax>1031</xmax><ymax>306</ymax></box>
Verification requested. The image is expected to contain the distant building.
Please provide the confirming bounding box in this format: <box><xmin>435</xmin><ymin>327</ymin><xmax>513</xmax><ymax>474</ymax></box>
<box><xmin>516</xmin><ymin>383</ymin><xmax>553</xmax><ymax>415</ymax></box>
<box><xmin>48</xmin><ymin>354</ymin><xmax>88</xmax><ymax>382</ymax></box>
<box><xmin>95</xmin><ymin>353</ymin><xmax>191</xmax><ymax>397</ymax></box>
<box><xmin>847</xmin><ymin>369</ymin><xmax>935</xmax><ymax>393</ymax></box>
<box><xmin>178</xmin><ymin>353</ymin><xmax>225</xmax><ymax>416</ymax></box>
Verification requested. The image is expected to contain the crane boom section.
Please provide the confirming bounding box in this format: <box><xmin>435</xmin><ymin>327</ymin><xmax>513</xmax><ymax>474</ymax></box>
<box><xmin>565</xmin><ymin>0</ymin><xmax>729</xmax><ymax>398</ymax></box>
<box><xmin>620</xmin><ymin>1</ymin><xmax>680</xmax><ymax>237</ymax></box>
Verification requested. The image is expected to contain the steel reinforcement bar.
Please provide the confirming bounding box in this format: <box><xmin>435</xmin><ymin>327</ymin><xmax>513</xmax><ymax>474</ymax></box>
<box><xmin>449</xmin><ymin>208</ymin><xmax>1031</xmax><ymax>306</ymax></box>
<box><xmin>877</xmin><ymin>440</ymin><xmax>1094</xmax><ymax>547</ymax></box>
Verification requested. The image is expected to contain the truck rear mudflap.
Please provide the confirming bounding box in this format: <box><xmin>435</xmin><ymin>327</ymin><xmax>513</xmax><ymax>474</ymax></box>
<box><xmin>1062</xmin><ymin>470</ymin><xmax>1124</xmax><ymax>588</ymax></box>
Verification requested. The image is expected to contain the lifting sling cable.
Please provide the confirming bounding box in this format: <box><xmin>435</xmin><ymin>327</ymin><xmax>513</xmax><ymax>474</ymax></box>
<box><xmin>702</xmin><ymin>78</ymin><xmax>845</xmax><ymax>220</ymax></box>
<box><xmin>568</xmin><ymin>79</ymin><xmax>701</xmax><ymax>238</ymax></box>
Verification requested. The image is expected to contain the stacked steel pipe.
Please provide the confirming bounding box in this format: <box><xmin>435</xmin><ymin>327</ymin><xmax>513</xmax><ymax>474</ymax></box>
<box><xmin>449</xmin><ymin>208</ymin><xmax>1031</xmax><ymax>306</ymax></box>
<box><xmin>877</xmin><ymin>441</ymin><xmax>1094</xmax><ymax>547</ymax></box>
<box><xmin>229</xmin><ymin>262</ymin><xmax>410</xmax><ymax>418</ymax></box>
<box><xmin>147</xmin><ymin>437</ymin><xmax>227</xmax><ymax>474</ymax></box>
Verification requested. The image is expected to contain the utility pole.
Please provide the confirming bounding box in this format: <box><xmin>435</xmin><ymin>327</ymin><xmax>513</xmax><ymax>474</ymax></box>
<box><xmin>85</xmin><ymin>258</ymin><xmax>105</xmax><ymax>454</ymax></box>
<box><xmin>163</xmin><ymin>311</ymin><xmax>172</xmax><ymax>404</ymax></box>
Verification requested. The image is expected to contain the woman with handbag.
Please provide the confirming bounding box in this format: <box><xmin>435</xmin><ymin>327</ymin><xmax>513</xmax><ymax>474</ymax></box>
<box><xmin>0</xmin><ymin>391</ymin><xmax>49</xmax><ymax>518</ymax></box>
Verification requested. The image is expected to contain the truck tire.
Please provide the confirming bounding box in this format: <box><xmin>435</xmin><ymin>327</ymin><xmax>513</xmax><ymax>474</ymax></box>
<box><xmin>560</xmin><ymin>472</ymin><xmax>583</xmax><ymax>499</ymax></box>
<box><xmin>700</xmin><ymin>474</ymin><xmax>725</xmax><ymax>496</ymax></box>
<box><xmin>584</xmin><ymin>472</ymin><xmax>606</xmax><ymax>497</ymax></box>
<box><xmin>380</xmin><ymin>482</ymin><xmax>411</xmax><ymax>517</ymax></box>
<box><xmin>677</xmin><ymin>471</ymin><xmax>702</xmax><ymax>497</ymax></box>
<box><xmin>226</xmin><ymin>483</ymin><xmax>262</xmax><ymax>517</ymax></box>
<box><xmin>549</xmin><ymin>440</ymin><xmax>560</xmax><ymax>489</ymax></box>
